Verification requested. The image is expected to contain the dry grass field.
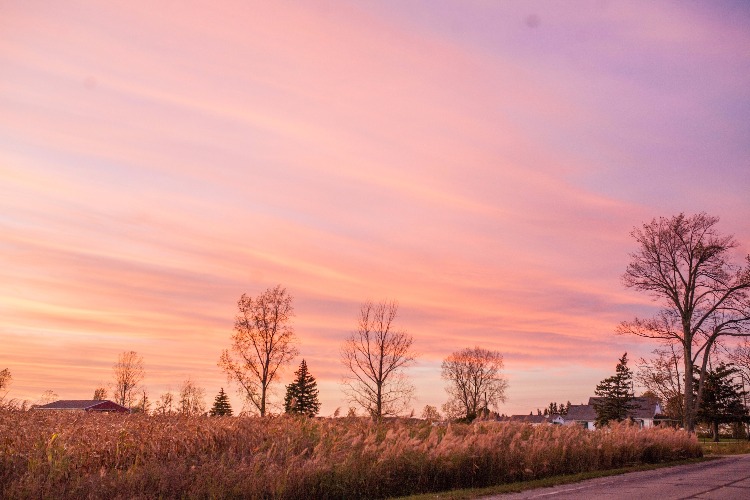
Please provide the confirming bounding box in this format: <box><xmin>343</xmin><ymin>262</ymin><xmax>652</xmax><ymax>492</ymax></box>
<box><xmin>0</xmin><ymin>411</ymin><xmax>702</xmax><ymax>499</ymax></box>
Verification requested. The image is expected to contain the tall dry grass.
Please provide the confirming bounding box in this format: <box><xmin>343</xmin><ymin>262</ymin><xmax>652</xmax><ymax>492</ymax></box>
<box><xmin>0</xmin><ymin>410</ymin><xmax>701</xmax><ymax>499</ymax></box>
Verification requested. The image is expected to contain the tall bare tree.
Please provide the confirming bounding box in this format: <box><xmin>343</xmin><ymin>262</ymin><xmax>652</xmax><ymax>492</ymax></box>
<box><xmin>441</xmin><ymin>346</ymin><xmax>508</xmax><ymax>421</ymax></box>
<box><xmin>218</xmin><ymin>285</ymin><xmax>298</xmax><ymax>416</ymax></box>
<box><xmin>112</xmin><ymin>351</ymin><xmax>145</xmax><ymax>408</ymax></box>
<box><xmin>618</xmin><ymin>213</ymin><xmax>750</xmax><ymax>432</ymax></box>
<box><xmin>341</xmin><ymin>300</ymin><xmax>415</xmax><ymax>419</ymax></box>
<box><xmin>179</xmin><ymin>378</ymin><xmax>207</xmax><ymax>416</ymax></box>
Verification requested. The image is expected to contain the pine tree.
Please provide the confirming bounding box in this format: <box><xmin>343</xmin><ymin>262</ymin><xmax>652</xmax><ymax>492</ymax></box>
<box><xmin>284</xmin><ymin>359</ymin><xmax>320</xmax><ymax>417</ymax></box>
<box><xmin>593</xmin><ymin>353</ymin><xmax>636</xmax><ymax>427</ymax></box>
<box><xmin>210</xmin><ymin>388</ymin><xmax>233</xmax><ymax>417</ymax></box>
<box><xmin>695</xmin><ymin>363</ymin><xmax>748</xmax><ymax>442</ymax></box>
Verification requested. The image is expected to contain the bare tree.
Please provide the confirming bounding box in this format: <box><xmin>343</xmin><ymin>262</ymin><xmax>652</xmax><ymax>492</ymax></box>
<box><xmin>618</xmin><ymin>213</ymin><xmax>750</xmax><ymax>432</ymax></box>
<box><xmin>0</xmin><ymin>368</ymin><xmax>11</xmax><ymax>408</ymax></box>
<box><xmin>441</xmin><ymin>346</ymin><xmax>508</xmax><ymax>422</ymax></box>
<box><xmin>421</xmin><ymin>404</ymin><xmax>442</xmax><ymax>422</ymax></box>
<box><xmin>636</xmin><ymin>344</ymin><xmax>685</xmax><ymax>422</ymax></box>
<box><xmin>154</xmin><ymin>390</ymin><xmax>176</xmax><ymax>415</ymax></box>
<box><xmin>218</xmin><ymin>285</ymin><xmax>298</xmax><ymax>416</ymax></box>
<box><xmin>729</xmin><ymin>339</ymin><xmax>750</xmax><ymax>396</ymax></box>
<box><xmin>37</xmin><ymin>389</ymin><xmax>58</xmax><ymax>405</ymax></box>
<box><xmin>341</xmin><ymin>300</ymin><xmax>415</xmax><ymax>419</ymax></box>
<box><xmin>132</xmin><ymin>388</ymin><xmax>151</xmax><ymax>414</ymax></box>
<box><xmin>92</xmin><ymin>387</ymin><xmax>107</xmax><ymax>401</ymax></box>
<box><xmin>112</xmin><ymin>351</ymin><xmax>145</xmax><ymax>408</ymax></box>
<box><xmin>179</xmin><ymin>378</ymin><xmax>207</xmax><ymax>416</ymax></box>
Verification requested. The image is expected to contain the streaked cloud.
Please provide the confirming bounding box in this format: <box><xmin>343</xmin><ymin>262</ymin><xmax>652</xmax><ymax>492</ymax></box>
<box><xmin>1</xmin><ymin>0</ymin><xmax>748</xmax><ymax>414</ymax></box>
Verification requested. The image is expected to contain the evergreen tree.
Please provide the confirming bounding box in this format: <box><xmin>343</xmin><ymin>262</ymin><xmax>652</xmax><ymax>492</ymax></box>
<box><xmin>695</xmin><ymin>363</ymin><xmax>748</xmax><ymax>442</ymax></box>
<box><xmin>284</xmin><ymin>359</ymin><xmax>320</xmax><ymax>417</ymax></box>
<box><xmin>210</xmin><ymin>388</ymin><xmax>233</xmax><ymax>417</ymax></box>
<box><xmin>593</xmin><ymin>353</ymin><xmax>636</xmax><ymax>427</ymax></box>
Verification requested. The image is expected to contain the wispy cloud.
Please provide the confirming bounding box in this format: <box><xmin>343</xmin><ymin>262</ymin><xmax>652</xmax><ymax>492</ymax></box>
<box><xmin>1</xmin><ymin>0</ymin><xmax>748</xmax><ymax>414</ymax></box>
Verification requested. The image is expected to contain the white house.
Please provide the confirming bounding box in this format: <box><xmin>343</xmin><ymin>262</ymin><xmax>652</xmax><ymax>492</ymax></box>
<box><xmin>561</xmin><ymin>397</ymin><xmax>663</xmax><ymax>430</ymax></box>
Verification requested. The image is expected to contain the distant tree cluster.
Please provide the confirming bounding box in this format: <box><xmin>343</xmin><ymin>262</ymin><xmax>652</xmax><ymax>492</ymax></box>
<box><xmin>540</xmin><ymin>402</ymin><xmax>571</xmax><ymax>416</ymax></box>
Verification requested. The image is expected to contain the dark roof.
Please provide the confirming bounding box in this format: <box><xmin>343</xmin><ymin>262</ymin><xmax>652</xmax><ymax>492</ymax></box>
<box><xmin>34</xmin><ymin>400</ymin><xmax>130</xmax><ymax>412</ymax></box>
<box><xmin>588</xmin><ymin>397</ymin><xmax>661</xmax><ymax>420</ymax></box>
<box><xmin>564</xmin><ymin>404</ymin><xmax>597</xmax><ymax>421</ymax></box>
<box><xmin>498</xmin><ymin>414</ymin><xmax>549</xmax><ymax>424</ymax></box>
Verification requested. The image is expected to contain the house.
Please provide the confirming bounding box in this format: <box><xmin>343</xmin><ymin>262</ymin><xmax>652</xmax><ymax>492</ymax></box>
<box><xmin>496</xmin><ymin>414</ymin><xmax>565</xmax><ymax>426</ymax></box>
<box><xmin>563</xmin><ymin>404</ymin><xmax>598</xmax><ymax>430</ymax></box>
<box><xmin>33</xmin><ymin>400</ymin><xmax>130</xmax><ymax>413</ymax></box>
<box><xmin>561</xmin><ymin>397</ymin><xmax>664</xmax><ymax>430</ymax></box>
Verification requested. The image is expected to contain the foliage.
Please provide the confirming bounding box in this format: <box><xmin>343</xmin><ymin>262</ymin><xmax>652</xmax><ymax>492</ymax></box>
<box><xmin>111</xmin><ymin>351</ymin><xmax>144</xmax><ymax>408</ymax></box>
<box><xmin>618</xmin><ymin>213</ymin><xmax>750</xmax><ymax>432</ymax></box>
<box><xmin>593</xmin><ymin>353</ymin><xmax>636</xmax><ymax>427</ymax></box>
<box><xmin>284</xmin><ymin>360</ymin><xmax>320</xmax><ymax>417</ymax></box>
<box><xmin>441</xmin><ymin>346</ymin><xmax>507</xmax><ymax>422</ymax></box>
<box><xmin>341</xmin><ymin>300</ymin><xmax>415</xmax><ymax>419</ymax></box>
<box><xmin>695</xmin><ymin>363</ymin><xmax>749</xmax><ymax>442</ymax></box>
<box><xmin>218</xmin><ymin>285</ymin><xmax>298</xmax><ymax>416</ymax></box>
<box><xmin>0</xmin><ymin>411</ymin><xmax>702</xmax><ymax>499</ymax></box>
<box><xmin>210</xmin><ymin>388</ymin><xmax>233</xmax><ymax>417</ymax></box>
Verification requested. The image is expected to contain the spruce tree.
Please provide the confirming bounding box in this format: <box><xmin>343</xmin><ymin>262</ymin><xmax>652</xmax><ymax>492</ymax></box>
<box><xmin>593</xmin><ymin>353</ymin><xmax>635</xmax><ymax>427</ymax></box>
<box><xmin>210</xmin><ymin>387</ymin><xmax>233</xmax><ymax>416</ymax></box>
<box><xmin>696</xmin><ymin>363</ymin><xmax>748</xmax><ymax>442</ymax></box>
<box><xmin>284</xmin><ymin>359</ymin><xmax>320</xmax><ymax>417</ymax></box>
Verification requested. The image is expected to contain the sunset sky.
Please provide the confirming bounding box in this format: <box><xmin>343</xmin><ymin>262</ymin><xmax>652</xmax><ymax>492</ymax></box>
<box><xmin>2</xmin><ymin>1</ymin><xmax>749</xmax><ymax>416</ymax></box>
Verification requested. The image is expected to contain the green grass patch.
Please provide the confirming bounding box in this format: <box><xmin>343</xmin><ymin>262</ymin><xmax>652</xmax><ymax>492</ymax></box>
<box><xmin>394</xmin><ymin>458</ymin><xmax>713</xmax><ymax>500</ymax></box>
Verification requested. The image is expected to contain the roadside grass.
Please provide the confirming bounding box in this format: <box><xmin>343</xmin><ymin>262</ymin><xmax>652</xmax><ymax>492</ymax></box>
<box><xmin>701</xmin><ymin>439</ymin><xmax>750</xmax><ymax>455</ymax></box>
<box><xmin>0</xmin><ymin>411</ymin><xmax>704</xmax><ymax>499</ymax></box>
<box><xmin>394</xmin><ymin>457</ymin><xmax>713</xmax><ymax>500</ymax></box>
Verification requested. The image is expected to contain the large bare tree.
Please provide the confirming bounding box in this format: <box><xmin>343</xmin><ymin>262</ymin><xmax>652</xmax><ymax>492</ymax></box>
<box><xmin>441</xmin><ymin>346</ymin><xmax>508</xmax><ymax>421</ymax></box>
<box><xmin>112</xmin><ymin>351</ymin><xmax>145</xmax><ymax>408</ymax></box>
<box><xmin>618</xmin><ymin>213</ymin><xmax>750</xmax><ymax>432</ymax></box>
<box><xmin>218</xmin><ymin>285</ymin><xmax>298</xmax><ymax>416</ymax></box>
<box><xmin>341</xmin><ymin>300</ymin><xmax>415</xmax><ymax>419</ymax></box>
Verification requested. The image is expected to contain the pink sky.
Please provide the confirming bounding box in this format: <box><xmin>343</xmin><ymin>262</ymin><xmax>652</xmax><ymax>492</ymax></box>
<box><xmin>1</xmin><ymin>1</ymin><xmax>749</xmax><ymax>416</ymax></box>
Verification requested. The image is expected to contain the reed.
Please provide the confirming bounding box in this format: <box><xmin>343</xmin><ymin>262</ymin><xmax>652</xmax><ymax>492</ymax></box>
<box><xmin>0</xmin><ymin>410</ymin><xmax>701</xmax><ymax>499</ymax></box>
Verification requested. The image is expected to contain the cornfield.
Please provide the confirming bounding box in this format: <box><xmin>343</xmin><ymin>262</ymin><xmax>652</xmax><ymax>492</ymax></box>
<box><xmin>0</xmin><ymin>410</ymin><xmax>701</xmax><ymax>499</ymax></box>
